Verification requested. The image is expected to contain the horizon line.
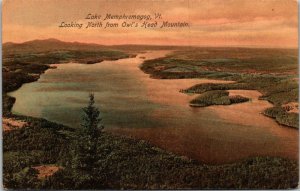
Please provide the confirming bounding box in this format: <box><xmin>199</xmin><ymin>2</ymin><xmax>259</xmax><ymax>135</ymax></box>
<box><xmin>3</xmin><ymin>38</ymin><xmax>298</xmax><ymax>49</ymax></box>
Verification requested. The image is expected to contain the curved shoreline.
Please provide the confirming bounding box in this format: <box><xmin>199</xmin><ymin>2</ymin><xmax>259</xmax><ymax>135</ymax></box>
<box><xmin>3</xmin><ymin>40</ymin><xmax>298</xmax><ymax>188</ymax></box>
<box><xmin>140</xmin><ymin>53</ymin><xmax>299</xmax><ymax>129</ymax></box>
<box><xmin>4</xmin><ymin>114</ymin><xmax>298</xmax><ymax>189</ymax></box>
<box><xmin>6</xmin><ymin>50</ymin><xmax>295</xmax><ymax>163</ymax></box>
<box><xmin>3</xmin><ymin>54</ymin><xmax>135</xmax><ymax>116</ymax></box>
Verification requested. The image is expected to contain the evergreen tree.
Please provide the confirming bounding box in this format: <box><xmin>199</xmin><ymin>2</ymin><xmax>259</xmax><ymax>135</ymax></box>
<box><xmin>70</xmin><ymin>93</ymin><xmax>104</xmax><ymax>188</ymax></box>
<box><xmin>81</xmin><ymin>93</ymin><xmax>104</xmax><ymax>137</ymax></box>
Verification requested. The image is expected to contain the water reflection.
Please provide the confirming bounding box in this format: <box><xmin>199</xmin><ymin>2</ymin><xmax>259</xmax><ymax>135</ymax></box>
<box><xmin>9</xmin><ymin>51</ymin><xmax>298</xmax><ymax>164</ymax></box>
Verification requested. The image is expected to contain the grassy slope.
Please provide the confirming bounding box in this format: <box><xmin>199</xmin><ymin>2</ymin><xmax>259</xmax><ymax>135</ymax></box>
<box><xmin>140</xmin><ymin>47</ymin><xmax>298</xmax><ymax>128</ymax></box>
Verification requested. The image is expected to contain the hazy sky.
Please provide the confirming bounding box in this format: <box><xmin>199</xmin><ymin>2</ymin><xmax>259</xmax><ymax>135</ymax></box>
<box><xmin>3</xmin><ymin>0</ymin><xmax>298</xmax><ymax>47</ymax></box>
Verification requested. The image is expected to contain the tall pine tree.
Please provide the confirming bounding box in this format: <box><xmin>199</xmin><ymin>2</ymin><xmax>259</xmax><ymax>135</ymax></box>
<box><xmin>70</xmin><ymin>93</ymin><xmax>104</xmax><ymax>188</ymax></box>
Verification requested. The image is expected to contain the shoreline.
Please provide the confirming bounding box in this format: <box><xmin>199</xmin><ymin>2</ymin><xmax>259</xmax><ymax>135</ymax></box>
<box><xmin>3</xmin><ymin>114</ymin><xmax>298</xmax><ymax>189</ymax></box>
<box><xmin>4</xmin><ymin>51</ymin><xmax>298</xmax><ymax>163</ymax></box>
<box><xmin>153</xmin><ymin>73</ymin><xmax>298</xmax><ymax>129</ymax></box>
<box><xmin>3</xmin><ymin>54</ymin><xmax>136</xmax><ymax>116</ymax></box>
<box><xmin>140</xmin><ymin>52</ymin><xmax>299</xmax><ymax>129</ymax></box>
<box><xmin>3</xmin><ymin>50</ymin><xmax>299</xmax><ymax>189</ymax></box>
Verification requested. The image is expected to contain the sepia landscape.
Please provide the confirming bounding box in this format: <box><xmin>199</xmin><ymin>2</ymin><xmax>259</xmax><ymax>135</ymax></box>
<box><xmin>3</xmin><ymin>0</ymin><xmax>299</xmax><ymax>189</ymax></box>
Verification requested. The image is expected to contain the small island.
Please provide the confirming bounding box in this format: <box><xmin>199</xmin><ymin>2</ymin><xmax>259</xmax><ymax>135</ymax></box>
<box><xmin>189</xmin><ymin>90</ymin><xmax>250</xmax><ymax>107</ymax></box>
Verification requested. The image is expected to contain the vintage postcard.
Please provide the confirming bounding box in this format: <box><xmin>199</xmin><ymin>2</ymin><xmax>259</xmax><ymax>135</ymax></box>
<box><xmin>2</xmin><ymin>0</ymin><xmax>299</xmax><ymax>189</ymax></box>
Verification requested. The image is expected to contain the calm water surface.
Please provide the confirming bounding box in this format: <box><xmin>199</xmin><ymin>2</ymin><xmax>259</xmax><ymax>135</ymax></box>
<box><xmin>9</xmin><ymin>51</ymin><xmax>298</xmax><ymax>164</ymax></box>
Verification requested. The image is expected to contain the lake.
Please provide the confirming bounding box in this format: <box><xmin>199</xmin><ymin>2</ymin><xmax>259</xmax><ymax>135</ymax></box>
<box><xmin>9</xmin><ymin>51</ymin><xmax>298</xmax><ymax>164</ymax></box>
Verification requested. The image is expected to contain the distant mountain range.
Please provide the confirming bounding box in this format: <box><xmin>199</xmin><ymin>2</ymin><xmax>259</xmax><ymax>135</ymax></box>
<box><xmin>7</xmin><ymin>38</ymin><xmax>291</xmax><ymax>55</ymax></box>
<box><xmin>3</xmin><ymin>38</ymin><xmax>184</xmax><ymax>54</ymax></box>
<box><xmin>3</xmin><ymin>38</ymin><xmax>110</xmax><ymax>54</ymax></box>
